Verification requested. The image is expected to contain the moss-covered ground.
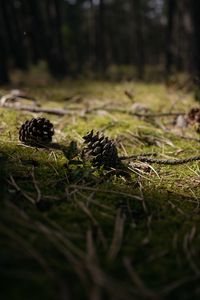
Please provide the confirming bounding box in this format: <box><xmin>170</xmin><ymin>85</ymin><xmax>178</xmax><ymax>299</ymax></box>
<box><xmin>0</xmin><ymin>78</ymin><xmax>200</xmax><ymax>300</ymax></box>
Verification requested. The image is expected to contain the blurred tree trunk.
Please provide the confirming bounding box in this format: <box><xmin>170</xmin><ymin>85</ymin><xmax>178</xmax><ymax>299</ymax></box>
<box><xmin>88</xmin><ymin>0</ymin><xmax>96</xmax><ymax>69</ymax></box>
<box><xmin>177</xmin><ymin>0</ymin><xmax>193</xmax><ymax>73</ymax></box>
<box><xmin>53</xmin><ymin>0</ymin><xmax>66</xmax><ymax>70</ymax></box>
<box><xmin>2</xmin><ymin>0</ymin><xmax>28</xmax><ymax>70</ymax></box>
<box><xmin>0</xmin><ymin>41</ymin><xmax>10</xmax><ymax>84</ymax></box>
<box><xmin>165</xmin><ymin>0</ymin><xmax>177</xmax><ymax>75</ymax></box>
<box><xmin>95</xmin><ymin>0</ymin><xmax>106</xmax><ymax>71</ymax></box>
<box><xmin>132</xmin><ymin>0</ymin><xmax>145</xmax><ymax>79</ymax></box>
<box><xmin>191</xmin><ymin>0</ymin><xmax>200</xmax><ymax>78</ymax></box>
<box><xmin>46</xmin><ymin>0</ymin><xmax>67</xmax><ymax>77</ymax></box>
<box><xmin>176</xmin><ymin>2</ymin><xmax>183</xmax><ymax>71</ymax></box>
<box><xmin>0</xmin><ymin>2</ymin><xmax>10</xmax><ymax>83</ymax></box>
<box><xmin>23</xmin><ymin>0</ymin><xmax>47</xmax><ymax>63</ymax></box>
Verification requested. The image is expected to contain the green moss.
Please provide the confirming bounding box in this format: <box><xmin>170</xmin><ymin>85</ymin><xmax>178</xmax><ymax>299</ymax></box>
<box><xmin>0</xmin><ymin>80</ymin><xmax>200</xmax><ymax>300</ymax></box>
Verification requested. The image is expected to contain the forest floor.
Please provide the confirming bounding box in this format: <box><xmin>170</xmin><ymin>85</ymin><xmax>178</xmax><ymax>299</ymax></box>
<box><xmin>0</xmin><ymin>78</ymin><xmax>200</xmax><ymax>300</ymax></box>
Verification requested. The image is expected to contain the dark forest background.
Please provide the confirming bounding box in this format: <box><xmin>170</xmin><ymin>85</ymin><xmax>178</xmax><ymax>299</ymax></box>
<box><xmin>0</xmin><ymin>0</ymin><xmax>200</xmax><ymax>84</ymax></box>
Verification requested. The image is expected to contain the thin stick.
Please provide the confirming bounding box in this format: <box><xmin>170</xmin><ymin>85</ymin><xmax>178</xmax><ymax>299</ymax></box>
<box><xmin>87</xmin><ymin>107</ymin><xmax>185</xmax><ymax>118</ymax></box>
<box><xmin>120</xmin><ymin>152</ymin><xmax>158</xmax><ymax>160</ymax></box>
<box><xmin>122</xmin><ymin>155</ymin><xmax>200</xmax><ymax>165</ymax></box>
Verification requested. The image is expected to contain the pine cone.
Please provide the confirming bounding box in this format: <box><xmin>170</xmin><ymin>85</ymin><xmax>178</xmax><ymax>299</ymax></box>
<box><xmin>19</xmin><ymin>117</ymin><xmax>54</xmax><ymax>144</ymax></box>
<box><xmin>83</xmin><ymin>130</ymin><xmax>120</xmax><ymax>169</ymax></box>
<box><xmin>187</xmin><ymin>108</ymin><xmax>200</xmax><ymax>133</ymax></box>
<box><xmin>187</xmin><ymin>108</ymin><xmax>200</xmax><ymax>124</ymax></box>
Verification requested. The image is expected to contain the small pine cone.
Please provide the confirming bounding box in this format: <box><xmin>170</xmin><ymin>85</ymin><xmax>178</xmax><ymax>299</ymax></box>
<box><xmin>19</xmin><ymin>117</ymin><xmax>54</xmax><ymax>144</ymax></box>
<box><xmin>187</xmin><ymin>107</ymin><xmax>200</xmax><ymax>125</ymax></box>
<box><xmin>83</xmin><ymin>130</ymin><xmax>120</xmax><ymax>169</ymax></box>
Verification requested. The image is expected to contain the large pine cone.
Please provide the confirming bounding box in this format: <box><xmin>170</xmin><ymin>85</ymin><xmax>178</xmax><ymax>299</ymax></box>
<box><xmin>19</xmin><ymin>117</ymin><xmax>54</xmax><ymax>144</ymax></box>
<box><xmin>83</xmin><ymin>130</ymin><xmax>120</xmax><ymax>169</ymax></box>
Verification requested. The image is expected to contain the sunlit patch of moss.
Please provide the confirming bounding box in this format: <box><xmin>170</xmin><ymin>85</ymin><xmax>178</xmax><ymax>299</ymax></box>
<box><xmin>0</xmin><ymin>79</ymin><xmax>200</xmax><ymax>300</ymax></box>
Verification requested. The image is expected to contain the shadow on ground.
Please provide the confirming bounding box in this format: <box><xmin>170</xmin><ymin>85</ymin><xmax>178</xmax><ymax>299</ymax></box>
<box><xmin>1</xmin><ymin>143</ymin><xmax>200</xmax><ymax>300</ymax></box>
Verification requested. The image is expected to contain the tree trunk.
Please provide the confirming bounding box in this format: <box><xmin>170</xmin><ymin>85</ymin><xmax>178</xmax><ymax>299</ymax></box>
<box><xmin>191</xmin><ymin>0</ymin><xmax>200</xmax><ymax>78</ymax></box>
<box><xmin>132</xmin><ymin>0</ymin><xmax>145</xmax><ymax>79</ymax></box>
<box><xmin>88</xmin><ymin>0</ymin><xmax>96</xmax><ymax>69</ymax></box>
<box><xmin>0</xmin><ymin>45</ymin><xmax>10</xmax><ymax>84</ymax></box>
<box><xmin>95</xmin><ymin>0</ymin><xmax>106</xmax><ymax>71</ymax></box>
<box><xmin>165</xmin><ymin>0</ymin><xmax>177</xmax><ymax>75</ymax></box>
<box><xmin>0</xmin><ymin>2</ymin><xmax>10</xmax><ymax>83</ymax></box>
<box><xmin>2</xmin><ymin>0</ymin><xmax>28</xmax><ymax>70</ymax></box>
<box><xmin>46</xmin><ymin>0</ymin><xmax>67</xmax><ymax>77</ymax></box>
<box><xmin>23</xmin><ymin>0</ymin><xmax>47</xmax><ymax>63</ymax></box>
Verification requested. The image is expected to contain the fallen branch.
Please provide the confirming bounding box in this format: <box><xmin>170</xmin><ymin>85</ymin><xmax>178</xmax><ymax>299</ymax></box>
<box><xmin>86</xmin><ymin>106</ymin><xmax>185</xmax><ymax>118</ymax></box>
<box><xmin>0</xmin><ymin>91</ymin><xmax>37</xmax><ymax>106</ymax></box>
<box><xmin>121</xmin><ymin>110</ymin><xmax>185</xmax><ymax>118</ymax></box>
<box><xmin>1</xmin><ymin>100</ymin><xmax>186</xmax><ymax>119</ymax></box>
<box><xmin>1</xmin><ymin>103</ymin><xmax>76</xmax><ymax>116</ymax></box>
